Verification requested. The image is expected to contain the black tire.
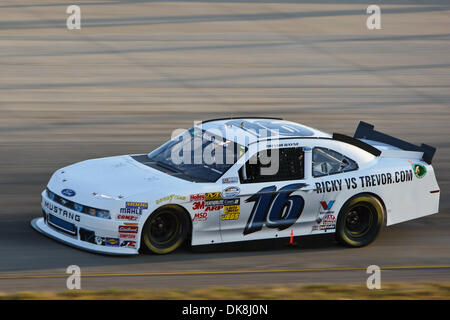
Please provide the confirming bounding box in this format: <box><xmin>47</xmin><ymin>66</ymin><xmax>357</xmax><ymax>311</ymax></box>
<box><xmin>142</xmin><ymin>205</ymin><xmax>190</xmax><ymax>254</ymax></box>
<box><xmin>335</xmin><ymin>194</ymin><xmax>385</xmax><ymax>247</ymax></box>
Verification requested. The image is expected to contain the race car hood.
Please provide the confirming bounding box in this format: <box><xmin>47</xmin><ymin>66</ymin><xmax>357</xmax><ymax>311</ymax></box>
<box><xmin>46</xmin><ymin>155</ymin><xmax>191</xmax><ymax>207</ymax></box>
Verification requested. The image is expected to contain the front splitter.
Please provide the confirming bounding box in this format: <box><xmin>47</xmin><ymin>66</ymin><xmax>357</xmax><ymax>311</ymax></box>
<box><xmin>31</xmin><ymin>217</ymin><xmax>138</xmax><ymax>256</ymax></box>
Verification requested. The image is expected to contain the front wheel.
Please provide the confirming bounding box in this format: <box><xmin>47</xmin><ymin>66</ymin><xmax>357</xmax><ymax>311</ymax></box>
<box><xmin>335</xmin><ymin>194</ymin><xmax>385</xmax><ymax>247</ymax></box>
<box><xmin>142</xmin><ymin>205</ymin><xmax>190</xmax><ymax>254</ymax></box>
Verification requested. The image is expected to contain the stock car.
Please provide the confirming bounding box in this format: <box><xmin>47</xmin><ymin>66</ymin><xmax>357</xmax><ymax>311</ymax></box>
<box><xmin>32</xmin><ymin>118</ymin><xmax>440</xmax><ymax>255</ymax></box>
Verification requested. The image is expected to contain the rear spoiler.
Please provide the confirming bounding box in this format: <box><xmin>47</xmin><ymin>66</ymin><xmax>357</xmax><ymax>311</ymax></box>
<box><xmin>332</xmin><ymin>133</ymin><xmax>382</xmax><ymax>157</ymax></box>
<box><xmin>352</xmin><ymin>121</ymin><xmax>436</xmax><ymax>164</ymax></box>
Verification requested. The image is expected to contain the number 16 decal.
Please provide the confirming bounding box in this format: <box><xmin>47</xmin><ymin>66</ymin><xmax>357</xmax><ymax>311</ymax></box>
<box><xmin>244</xmin><ymin>184</ymin><xmax>305</xmax><ymax>235</ymax></box>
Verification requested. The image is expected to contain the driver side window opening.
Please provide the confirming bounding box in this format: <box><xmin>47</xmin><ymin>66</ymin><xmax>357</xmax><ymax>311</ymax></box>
<box><xmin>239</xmin><ymin>147</ymin><xmax>304</xmax><ymax>184</ymax></box>
<box><xmin>312</xmin><ymin>147</ymin><xmax>358</xmax><ymax>177</ymax></box>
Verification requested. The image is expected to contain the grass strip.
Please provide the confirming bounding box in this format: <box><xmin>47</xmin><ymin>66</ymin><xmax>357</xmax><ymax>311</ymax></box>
<box><xmin>1</xmin><ymin>282</ymin><xmax>449</xmax><ymax>300</ymax></box>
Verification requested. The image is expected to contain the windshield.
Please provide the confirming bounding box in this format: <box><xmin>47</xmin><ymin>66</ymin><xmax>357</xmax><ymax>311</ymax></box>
<box><xmin>147</xmin><ymin>127</ymin><xmax>247</xmax><ymax>182</ymax></box>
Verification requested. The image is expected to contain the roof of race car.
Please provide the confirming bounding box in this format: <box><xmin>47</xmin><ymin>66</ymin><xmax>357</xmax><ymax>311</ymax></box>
<box><xmin>195</xmin><ymin>118</ymin><xmax>331</xmax><ymax>146</ymax></box>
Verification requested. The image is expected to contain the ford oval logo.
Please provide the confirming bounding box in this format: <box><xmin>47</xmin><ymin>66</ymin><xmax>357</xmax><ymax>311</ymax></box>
<box><xmin>61</xmin><ymin>189</ymin><xmax>76</xmax><ymax>197</ymax></box>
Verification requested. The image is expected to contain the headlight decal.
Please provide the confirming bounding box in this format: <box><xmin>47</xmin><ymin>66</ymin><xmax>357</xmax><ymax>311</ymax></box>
<box><xmin>46</xmin><ymin>188</ymin><xmax>111</xmax><ymax>219</ymax></box>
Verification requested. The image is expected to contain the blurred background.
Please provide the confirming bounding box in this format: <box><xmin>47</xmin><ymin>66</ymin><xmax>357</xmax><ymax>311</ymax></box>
<box><xmin>0</xmin><ymin>0</ymin><xmax>449</xmax><ymax>295</ymax></box>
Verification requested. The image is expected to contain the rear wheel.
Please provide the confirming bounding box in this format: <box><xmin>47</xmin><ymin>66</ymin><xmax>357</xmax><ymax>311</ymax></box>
<box><xmin>336</xmin><ymin>194</ymin><xmax>385</xmax><ymax>247</ymax></box>
<box><xmin>142</xmin><ymin>205</ymin><xmax>190</xmax><ymax>254</ymax></box>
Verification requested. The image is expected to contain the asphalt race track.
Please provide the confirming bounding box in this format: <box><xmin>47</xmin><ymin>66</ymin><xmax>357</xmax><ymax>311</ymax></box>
<box><xmin>0</xmin><ymin>1</ymin><xmax>449</xmax><ymax>292</ymax></box>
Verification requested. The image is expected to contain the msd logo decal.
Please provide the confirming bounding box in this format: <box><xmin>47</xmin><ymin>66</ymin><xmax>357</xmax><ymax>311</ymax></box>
<box><xmin>193</xmin><ymin>212</ymin><xmax>207</xmax><ymax>222</ymax></box>
<box><xmin>320</xmin><ymin>201</ymin><xmax>335</xmax><ymax>211</ymax></box>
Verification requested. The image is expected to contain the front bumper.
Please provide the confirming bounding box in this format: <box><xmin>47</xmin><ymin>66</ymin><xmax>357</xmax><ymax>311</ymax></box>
<box><xmin>33</xmin><ymin>190</ymin><xmax>139</xmax><ymax>255</ymax></box>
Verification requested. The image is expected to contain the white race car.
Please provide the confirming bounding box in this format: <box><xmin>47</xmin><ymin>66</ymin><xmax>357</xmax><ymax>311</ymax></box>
<box><xmin>32</xmin><ymin>118</ymin><xmax>440</xmax><ymax>255</ymax></box>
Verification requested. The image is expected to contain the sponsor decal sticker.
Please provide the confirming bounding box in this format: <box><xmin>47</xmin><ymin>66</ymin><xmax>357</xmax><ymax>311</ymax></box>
<box><xmin>222</xmin><ymin>186</ymin><xmax>240</xmax><ymax>199</ymax></box>
<box><xmin>222</xmin><ymin>205</ymin><xmax>240</xmax><ymax>221</ymax></box>
<box><xmin>156</xmin><ymin>194</ymin><xmax>186</xmax><ymax>204</ymax></box>
<box><xmin>120</xmin><ymin>240</ymin><xmax>136</xmax><ymax>248</ymax></box>
<box><xmin>320</xmin><ymin>200</ymin><xmax>335</xmax><ymax>215</ymax></box>
<box><xmin>319</xmin><ymin>214</ymin><xmax>336</xmax><ymax>231</ymax></box>
<box><xmin>193</xmin><ymin>212</ymin><xmax>208</xmax><ymax>222</ymax></box>
<box><xmin>118</xmin><ymin>225</ymin><xmax>138</xmax><ymax>233</ymax></box>
<box><xmin>105</xmin><ymin>237</ymin><xmax>120</xmax><ymax>247</ymax></box>
<box><xmin>205</xmin><ymin>199</ymin><xmax>223</xmax><ymax>206</ymax></box>
<box><xmin>126</xmin><ymin>202</ymin><xmax>148</xmax><ymax>209</ymax></box>
<box><xmin>320</xmin><ymin>200</ymin><xmax>335</xmax><ymax>211</ymax></box>
<box><xmin>190</xmin><ymin>194</ymin><xmax>205</xmax><ymax>201</ymax></box>
<box><xmin>223</xmin><ymin>198</ymin><xmax>240</xmax><ymax>206</ymax></box>
<box><xmin>192</xmin><ymin>201</ymin><xmax>205</xmax><ymax>211</ymax></box>
<box><xmin>94</xmin><ymin>235</ymin><xmax>137</xmax><ymax>246</ymax></box>
<box><xmin>224</xmin><ymin>205</ymin><xmax>240</xmax><ymax>214</ymax></box>
<box><xmin>222</xmin><ymin>177</ymin><xmax>239</xmax><ymax>184</ymax></box>
<box><xmin>200</xmin><ymin>198</ymin><xmax>240</xmax><ymax>208</ymax></box>
<box><xmin>205</xmin><ymin>205</ymin><xmax>223</xmax><ymax>211</ymax></box>
<box><xmin>413</xmin><ymin>164</ymin><xmax>427</xmax><ymax>179</ymax></box>
<box><xmin>120</xmin><ymin>233</ymin><xmax>137</xmax><ymax>240</ymax></box>
<box><xmin>117</xmin><ymin>214</ymin><xmax>139</xmax><ymax>221</ymax></box>
<box><xmin>205</xmin><ymin>192</ymin><xmax>221</xmax><ymax>201</ymax></box>
<box><xmin>119</xmin><ymin>207</ymin><xmax>142</xmax><ymax>215</ymax></box>
<box><xmin>119</xmin><ymin>202</ymin><xmax>148</xmax><ymax>216</ymax></box>
<box><xmin>95</xmin><ymin>236</ymin><xmax>105</xmax><ymax>245</ymax></box>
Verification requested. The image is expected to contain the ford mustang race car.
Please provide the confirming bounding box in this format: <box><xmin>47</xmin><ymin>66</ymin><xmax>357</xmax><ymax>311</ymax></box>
<box><xmin>32</xmin><ymin>118</ymin><xmax>440</xmax><ymax>255</ymax></box>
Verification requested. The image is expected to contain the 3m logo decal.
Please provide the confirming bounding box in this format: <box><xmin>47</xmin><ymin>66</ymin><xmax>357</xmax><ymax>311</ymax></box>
<box><xmin>192</xmin><ymin>201</ymin><xmax>205</xmax><ymax>210</ymax></box>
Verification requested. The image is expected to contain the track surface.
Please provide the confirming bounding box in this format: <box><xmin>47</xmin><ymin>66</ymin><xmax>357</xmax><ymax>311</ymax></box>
<box><xmin>0</xmin><ymin>1</ymin><xmax>449</xmax><ymax>292</ymax></box>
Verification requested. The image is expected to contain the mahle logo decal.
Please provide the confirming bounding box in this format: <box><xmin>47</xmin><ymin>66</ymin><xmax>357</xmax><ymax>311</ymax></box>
<box><xmin>413</xmin><ymin>164</ymin><xmax>427</xmax><ymax>179</ymax></box>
